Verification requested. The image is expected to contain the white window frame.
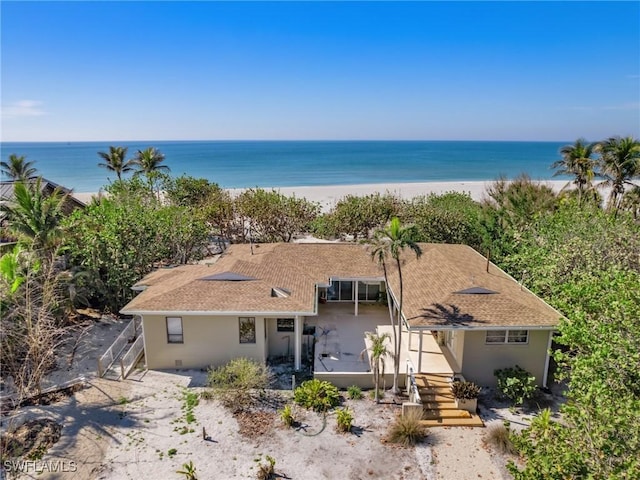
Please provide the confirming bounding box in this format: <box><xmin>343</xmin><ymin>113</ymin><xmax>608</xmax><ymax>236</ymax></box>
<box><xmin>166</xmin><ymin>317</ymin><xmax>183</xmax><ymax>344</ymax></box>
<box><xmin>485</xmin><ymin>329</ymin><xmax>529</xmax><ymax>345</ymax></box>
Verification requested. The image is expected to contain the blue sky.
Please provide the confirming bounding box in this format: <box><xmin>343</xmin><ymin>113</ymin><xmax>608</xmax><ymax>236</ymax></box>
<box><xmin>1</xmin><ymin>1</ymin><xmax>638</xmax><ymax>142</ymax></box>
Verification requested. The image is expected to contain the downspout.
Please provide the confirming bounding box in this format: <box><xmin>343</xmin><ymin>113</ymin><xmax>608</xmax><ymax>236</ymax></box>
<box><xmin>138</xmin><ymin>315</ymin><xmax>148</xmax><ymax>369</ymax></box>
<box><xmin>542</xmin><ymin>330</ymin><xmax>554</xmax><ymax>388</ymax></box>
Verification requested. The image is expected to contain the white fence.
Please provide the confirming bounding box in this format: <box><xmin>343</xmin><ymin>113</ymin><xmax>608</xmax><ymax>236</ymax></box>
<box><xmin>120</xmin><ymin>335</ymin><xmax>144</xmax><ymax>379</ymax></box>
<box><xmin>97</xmin><ymin>319</ymin><xmax>136</xmax><ymax>377</ymax></box>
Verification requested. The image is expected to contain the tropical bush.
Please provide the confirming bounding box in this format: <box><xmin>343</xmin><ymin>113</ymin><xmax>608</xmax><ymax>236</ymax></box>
<box><xmin>176</xmin><ymin>460</ymin><xmax>198</xmax><ymax>480</ymax></box>
<box><xmin>335</xmin><ymin>408</ymin><xmax>353</xmax><ymax>433</ymax></box>
<box><xmin>484</xmin><ymin>423</ymin><xmax>516</xmax><ymax>455</ymax></box>
<box><xmin>346</xmin><ymin>385</ymin><xmax>363</xmax><ymax>400</ymax></box>
<box><xmin>387</xmin><ymin>409</ymin><xmax>426</xmax><ymax>446</ymax></box>
<box><xmin>207</xmin><ymin>358</ymin><xmax>272</xmax><ymax>410</ymax></box>
<box><xmin>279</xmin><ymin>404</ymin><xmax>295</xmax><ymax>427</ymax></box>
<box><xmin>450</xmin><ymin>380</ymin><xmax>481</xmax><ymax>400</ymax></box>
<box><xmin>293</xmin><ymin>379</ymin><xmax>340</xmax><ymax>412</ymax></box>
<box><xmin>494</xmin><ymin>365</ymin><xmax>537</xmax><ymax>406</ymax></box>
<box><xmin>256</xmin><ymin>455</ymin><xmax>276</xmax><ymax>480</ymax></box>
<box><xmin>368</xmin><ymin>388</ymin><xmax>385</xmax><ymax>401</ymax></box>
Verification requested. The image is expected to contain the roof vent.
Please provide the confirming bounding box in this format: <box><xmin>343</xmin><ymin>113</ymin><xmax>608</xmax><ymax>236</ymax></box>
<box><xmin>200</xmin><ymin>272</ymin><xmax>256</xmax><ymax>281</ymax></box>
<box><xmin>454</xmin><ymin>286</ymin><xmax>498</xmax><ymax>295</ymax></box>
<box><xmin>271</xmin><ymin>287</ymin><xmax>291</xmax><ymax>298</ymax></box>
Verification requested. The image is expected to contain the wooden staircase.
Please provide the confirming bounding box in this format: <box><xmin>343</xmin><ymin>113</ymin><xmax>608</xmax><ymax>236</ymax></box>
<box><xmin>416</xmin><ymin>373</ymin><xmax>484</xmax><ymax>427</ymax></box>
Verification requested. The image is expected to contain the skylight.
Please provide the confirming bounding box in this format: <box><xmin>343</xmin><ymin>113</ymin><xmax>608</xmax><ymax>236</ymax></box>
<box><xmin>200</xmin><ymin>272</ymin><xmax>256</xmax><ymax>281</ymax></box>
<box><xmin>453</xmin><ymin>286</ymin><xmax>498</xmax><ymax>295</ymax></box>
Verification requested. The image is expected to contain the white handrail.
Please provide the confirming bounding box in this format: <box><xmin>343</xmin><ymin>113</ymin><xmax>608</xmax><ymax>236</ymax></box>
<box><xmin>97</xmin><ymin>319</ymin><xmax>136</xmax><ymax>377</ymax></box>
<box><xmin>120</xmin><ymin>335</ymin><xmax>144</xmax><ymax>379</ymax></box>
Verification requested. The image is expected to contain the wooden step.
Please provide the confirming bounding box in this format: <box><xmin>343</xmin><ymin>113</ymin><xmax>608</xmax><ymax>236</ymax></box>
<box><xmin>427</xmin><ymin>385</ymin><xmax>453</xmax><ymax>393</ymax></box>
<box><xmin>423</xmin><ymin>409</ymin><xmax>472</xmax><ymax>419</ymax></box>
<box><xmin>420</xmin><ymin>416</ymin><xmax>484</xmax><ymax>427</ymax></box>
<box><xmin>420</xmin><ymin>392</ymin><xmax>454</xmax><ymax>401</ymax></box>
<box><xmin>423</xmin><ymin>401</ymin><xmax>458</xmax><ymax>410</ymax></box>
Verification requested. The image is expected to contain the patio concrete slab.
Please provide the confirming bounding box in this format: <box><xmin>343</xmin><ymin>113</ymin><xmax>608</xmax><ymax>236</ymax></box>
<box><xmin>307</xmin><ymin>303</ymin><xmax>389</xmax><ymax>373</ymax></box>
<box><xmin>306</xmin><ymin>303</ymin><xmax>455</xmax><ymax>376</ymax></box>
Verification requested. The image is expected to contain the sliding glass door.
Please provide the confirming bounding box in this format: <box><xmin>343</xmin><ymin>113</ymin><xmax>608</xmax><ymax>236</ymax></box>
<box><xmin>327</xmin><ymin>280</ymin><xmax>353</xmax><ymax>301</ymax></box>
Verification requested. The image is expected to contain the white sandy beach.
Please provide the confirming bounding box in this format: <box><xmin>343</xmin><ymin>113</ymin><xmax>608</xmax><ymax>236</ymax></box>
<box><xmin>76</xmin><ymin>179</ymin><xmax>571</xmax><ymax>212</ymax></box>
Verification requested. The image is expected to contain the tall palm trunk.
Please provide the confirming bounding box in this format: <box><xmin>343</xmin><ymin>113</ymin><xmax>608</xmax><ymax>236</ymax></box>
<box><xmin>381</xmin><ymin>260</ymin><xmax>398</xmax><ymax>393</ymax></box>
<box><xmin>395</xmin><ymin>257</ymin><xmax>404</xmax><ymax>394</ymax></box>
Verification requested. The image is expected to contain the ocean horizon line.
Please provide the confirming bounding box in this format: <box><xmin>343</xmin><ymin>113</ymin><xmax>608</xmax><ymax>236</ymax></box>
<box><xmin>1</xmin><ymin>138</ymin><xmax>573</xmax><ymax>145</ymax></box>
<box><xmin>0</xmin><ymin>140</ymin><xmax>568</xmax><ymax>193</ymax></box>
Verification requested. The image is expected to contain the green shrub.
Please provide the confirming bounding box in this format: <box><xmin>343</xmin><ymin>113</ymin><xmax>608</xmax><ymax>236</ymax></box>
<box><xmin>208</xmin><ymin>358</ymin><xmax>272</xmax><ymax>409</ymax></box>
<box><xmin>484</xmin><ymin>423</ymin><xmax>516</xmax><ymax>454</ymax></box>
<box><xmin>200</xmin><ymin>389</ymin><xmax>214</xmax><ymax>401</ymax></box>
<box><xmin>256</xmin><ymin>455</ymin><xmax>276</xmax><ymax>480</ymax></box>
<box><xmin>346</xmin><ymin>385</ymin><xmax>363</xmax><ymax>400</ymax></box>
<box><xmin>387</xmin><ymin>409</ymin><xmax>426</xmax><ymax>446</ymax></box>
<box><xmin>450</xmin><ymin>381</ymin><xmax>481</xmax><ymax>400</ymax></box>
<box><xmin>494</xmin><ymin>365</ymin><xmax>537</xmax><ymax>405</ymax></box>
<box><xmin>293</xmin><ymin>379</ymin><xmax>340</xmax><ymax>412</ymax></box>
<box><xmin>279</xmin><ymin>404</ymin><xmax>295</xmax><ymax>427</ymax></box>
<box><xmin>335</xmin><ymin>408</ymin><xmax>354</xmax><ymax>433</ymax></box>
<box><xmin>176</xmin><ymin>460</ymin><xmax>198</xmax><ymax>480</ymax></box>
<box><xmin>368</xmin><ymin>388</ymin><xmax>385</xmax><ymax>400</ymax></box>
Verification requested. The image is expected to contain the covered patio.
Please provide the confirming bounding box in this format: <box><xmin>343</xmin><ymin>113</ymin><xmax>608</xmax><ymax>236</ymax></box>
<box><xmin>305</xmin><ymin>302</ymin><xmax>388</xmax><ymax>373</ymax></box>
<box><xmin>302</xmin><ymin>302</ymin><xmax>455</xmax><ymax>388</ymax></box>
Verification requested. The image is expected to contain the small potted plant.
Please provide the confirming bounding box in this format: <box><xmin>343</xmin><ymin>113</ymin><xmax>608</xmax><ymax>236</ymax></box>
<box><xmin>450</xmin><ymin>380</ymin><xmax>481</xmax><ymax>413</ymax></box>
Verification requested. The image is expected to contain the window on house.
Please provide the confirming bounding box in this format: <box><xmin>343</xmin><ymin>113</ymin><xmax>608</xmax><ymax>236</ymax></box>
<box><xmin>277</xmin><ymin>318</ymin><xmax>294</xmax><ymax>332</ymax></box>
<box><xmin>166</xmin><ymin>317</ymin><xmax>183</xmax><ymax>343</ymax></box>
<box><xmin>486</xmin><ymin>329</ymin><xmax>529</xmax><ymax>344</ymax></box>
<box><xmin>507</xmin><ymin>330</ymin><xmax>529</xmax><ymax>343</ymax></box>
<box><xmin>239</xmin><ymin>317</ymin><xmax>256</xmax><ymax>343</ymax></box>
<box><xmin>327</xmin><ymin>280</ymin><xmax>354</xmax><ymax>301</ymax></box>
<box><xmin>358</xmin><ymin>281</ymin><xmax>380</xmax><ymax>301</ymax></box>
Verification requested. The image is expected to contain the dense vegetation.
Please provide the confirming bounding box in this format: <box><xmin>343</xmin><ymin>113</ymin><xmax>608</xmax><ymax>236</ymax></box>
<box><xmin>1</xmin><ymin>136</ymin><xmax>639</xmax><ymax>477</ymax></box>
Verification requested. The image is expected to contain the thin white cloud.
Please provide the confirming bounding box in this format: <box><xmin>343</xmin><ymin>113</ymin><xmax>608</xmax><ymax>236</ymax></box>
<box><xmin>564</xmin><ymin>106</ymin><xmax>595</xmax><ymax>112</ymax></box>
<box><xmin>562</xmin><ymin>102</ymin><xmax>639</xmax><ymax>112</ymax></box>
<box><xmin>1</xmin><ymin>100</ymin><xmax>47</xmax><ymax>118</ymax></box>
<box><xmin>602</xmin><ymin>102</ymin><xmax>640</xmax><ymax>111</ymax></box>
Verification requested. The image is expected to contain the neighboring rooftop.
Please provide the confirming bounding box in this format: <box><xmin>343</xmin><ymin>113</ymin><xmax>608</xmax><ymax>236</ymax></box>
<box><xmin>0</xmin><ymin>176</ymin><xmax>86</xmax><ymax>212</ymax></box>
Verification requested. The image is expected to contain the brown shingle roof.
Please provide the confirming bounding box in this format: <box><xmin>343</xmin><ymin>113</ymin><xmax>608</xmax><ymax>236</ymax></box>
<box><xmin>122</xmin><ymin>243</ymin><xmax>382</xmax><ymax>314</ymax></box>
<box><xmin>121</xmin><ymin>243</ymin><xmax>561</xmax><ymax>328</ymax></box>
<box><xmin>384</xmin><ymin>244</ymin><xmax>561</xmax><ymax>328</ymax></box>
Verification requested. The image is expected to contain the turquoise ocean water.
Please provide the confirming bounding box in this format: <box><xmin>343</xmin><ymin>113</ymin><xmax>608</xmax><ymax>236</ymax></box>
<box><xmin>0</xmin><ymin>140</ymin><xmax>566</xmax><ymax>193</ymax></box>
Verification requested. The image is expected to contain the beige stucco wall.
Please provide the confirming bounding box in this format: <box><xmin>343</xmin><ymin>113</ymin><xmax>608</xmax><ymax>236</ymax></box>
<box><xmin>266</xmin><ymin>317</ymin><xmax>295</xmax><ymax>359</ymax></box>
<box><xmin>460</xmin><ymin>330</ymin><xmax>551</xmax><ymax>387</ymax></box>
<box><xmin>142</xmin><ymin>315</ymin><xmax>267</xmax><ymax>370</ymax></box>
<box><xmin>448</xmin><ymin>330</ymin><xmax>465</xmax><ymax>369</ymax></box>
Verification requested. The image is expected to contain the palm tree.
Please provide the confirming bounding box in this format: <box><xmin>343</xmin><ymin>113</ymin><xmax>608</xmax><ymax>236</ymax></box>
<box><xmin>620</xmin><ymin>185</ymin><xmax>640</xmax><ymax>220</ymax></box>
<box><xmin>368</xmin><ymin>233</ymin><xmax>398</xmax><ymax>391</ymax></box>
<box><xmin>371</xmin><ymin>217</ymin><xmax>422</xmax><ymax>395</ymax></box>
<box><xmin>132</xmin><ymin>147</ymin><xmax>170</xmax><ymax>176</ymax></box>
<box><xmin>1</xmin><ymin>178</ymin><xmax>68</xmax><ymax>256</ymax></box>
<box><xmin>595</xmin><ymin>136</ymin><xmax>640</xmax><ymax>212</ymax></box>
<box><xmin>552</xmin><ymin>139</ymin><xmax>596</xmax><ymax>204</ymax></box>
<box><xmin>360</xmin><ymin>331</ymin><xmax>391</xmax><ymax>403</ymax></box>
<box><xmin>97</xmin><ymin>146</ymin><xmax>133</xmax><ymax>181</ymax></box>
<box><xmin>1</xmin><ymin>154</ymin><xmax>37</xmax><ymax>181</ymax></box>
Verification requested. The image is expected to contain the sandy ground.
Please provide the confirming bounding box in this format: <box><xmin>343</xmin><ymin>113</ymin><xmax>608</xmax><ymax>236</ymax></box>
<box><xmin>2</xmin><ymin>318</ymin><xmax>564</xmax><ymax>480</ymax></box>
<box><xmin>75</xmin><ymin>179</ymin><xmax>572</xmax><ymax>213</ymax></box>
<box><xmin>3</xmin><ymin>367</ymin><xmax>543</xmax><ymax>480</ymax></box>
